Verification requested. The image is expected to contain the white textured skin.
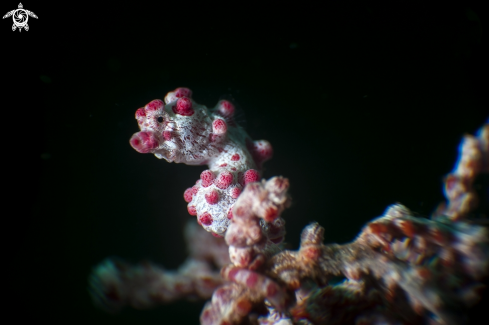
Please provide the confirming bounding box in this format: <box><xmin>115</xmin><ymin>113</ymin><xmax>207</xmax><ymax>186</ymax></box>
<box><xmin>131</xmin><ymin>88</ymin><xmax>272</xmax><ymax>236</ymax></box>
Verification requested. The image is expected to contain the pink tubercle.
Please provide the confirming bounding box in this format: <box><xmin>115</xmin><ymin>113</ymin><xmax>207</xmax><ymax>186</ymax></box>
<box><xmin>145</xmin><ymin>99</ymin><xmax>164</xmax><ymax>112</ymax></box>
<box><xmin>129</xmin><ymin>131</ymin><xmax>159</xmax><ymax>153</ymax></box>
<box><xmin>164</xmin><ymin>87</ymin><xmax>193</xmax><ymax>104</ymax></box>
<box><xmin>230</xmin><ymin>187</ymin><xmax>241</xmax><ymax>199</ymax></box>
<box><xmin>231</xmin><ymin>154</ymin><xmax>240</xmax><ymax>161</ymax></box>
<box><xmin>174</xmin><ymin>87</ymin><xmax>192</xmax><ymax>99</ymax></box>
<box><xmin>172</xmin><ymin>97</ymin><xmax>194</xmax><ymax>116</ymax></box>
<box><xmin>243</xmin><ymin>169</ymin><xmax>260</xmax><ymax>185</ymax></box>
<box><xmin>227</xmin><ymin>208</ymin><xmax>233</xmax><ymax>219</ymax></box>
<box><xmin>184</xmin><ymin>188</ymin><xmax>194</xmax><ymax>203</ymax></box>
<box><xmin>215</xmin><ymin>171</ymin><xmax>234</xmax><ymax>189</ymax></box>
<box><xmin>246</xmin><ymin>138</ymin><xmax>273</xmax><ymax>167</ymax></box>
<box><xmin>205</xmin><ymin>189</ymin><xmax>219</xmax><ymax>204</ymax></box>
<box><xmin>199</xmin><ymin>212</ymin><xmax>213</xmax><ymax>226</ymax></box>
<box><xmin>212</xmin><ymin>118</ymin><xmax>227</xmax><ymax>134</ymax></box>
<box><xmin>187</xmin><ymin>205</ymin><xmax>197</xmax><ymax>216</ymax></box>
<box><xmin>135</xmin><ymin>108</ymin><xmax>146</xmax><ymax>118</ymax></box>
<box><xmin>253</xmin><ymin>140</ymin><xmax>273</xmax><ymax>162</ymax></box>
<box><xmin>200</xmin><ymin>170</ymin><xmax>215</xmax><ymax>187</ymax></box>
<box><xmin>218</xmin><ymin>100</ymin><xmax>235</xmax><ymax>118</ymax></box>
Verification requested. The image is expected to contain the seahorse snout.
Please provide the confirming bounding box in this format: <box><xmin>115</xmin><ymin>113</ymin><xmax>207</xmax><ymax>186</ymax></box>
<box><xmin>129</xmin><ymin>131</ymin><xmax>160</xmax><ymax>153</ymax></box>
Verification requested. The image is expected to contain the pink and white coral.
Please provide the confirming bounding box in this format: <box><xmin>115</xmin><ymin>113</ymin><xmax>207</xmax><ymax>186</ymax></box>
<box><xmin>90</xmin><ymin>88</ymin><xmax>489</xmax><ymax>325</ymax></box>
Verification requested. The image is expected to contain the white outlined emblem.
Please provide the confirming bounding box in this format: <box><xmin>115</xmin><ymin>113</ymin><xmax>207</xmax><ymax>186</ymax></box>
<box><xmin>3</xmin><ymin>3</ymin><xmax>37</xmax><ymax>32</ymax></box>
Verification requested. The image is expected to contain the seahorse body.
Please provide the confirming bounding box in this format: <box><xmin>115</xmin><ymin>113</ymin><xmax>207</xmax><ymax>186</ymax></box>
<box><xmin>130</xmin><ymin>88</ymin><xmax>273</xmax><ymax>236</ymax></box>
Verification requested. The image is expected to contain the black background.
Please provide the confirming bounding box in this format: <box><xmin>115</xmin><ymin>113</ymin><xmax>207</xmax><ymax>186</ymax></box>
<box><xmin>2</xmin><ymin>1</ymin><xmax>488</xmax><ymax>324</ymax></box>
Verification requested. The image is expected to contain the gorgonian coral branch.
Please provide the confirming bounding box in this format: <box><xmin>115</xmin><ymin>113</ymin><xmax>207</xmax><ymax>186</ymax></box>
<box><xmin>89</xmin><ymin>88</ymin><xmax>488</xmax><ymax>325</ymax></box>
<box><xmin>89</xmin><ymin>221</ymin><xmax>229</xmax><ymax>312</ymax></box>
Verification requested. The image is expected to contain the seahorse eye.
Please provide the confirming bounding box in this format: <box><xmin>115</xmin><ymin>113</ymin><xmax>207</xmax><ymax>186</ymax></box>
<box><xmin>157</xmin><ymin>116</ymin><xmax>163</xmax><ymax>123</ymax></box>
